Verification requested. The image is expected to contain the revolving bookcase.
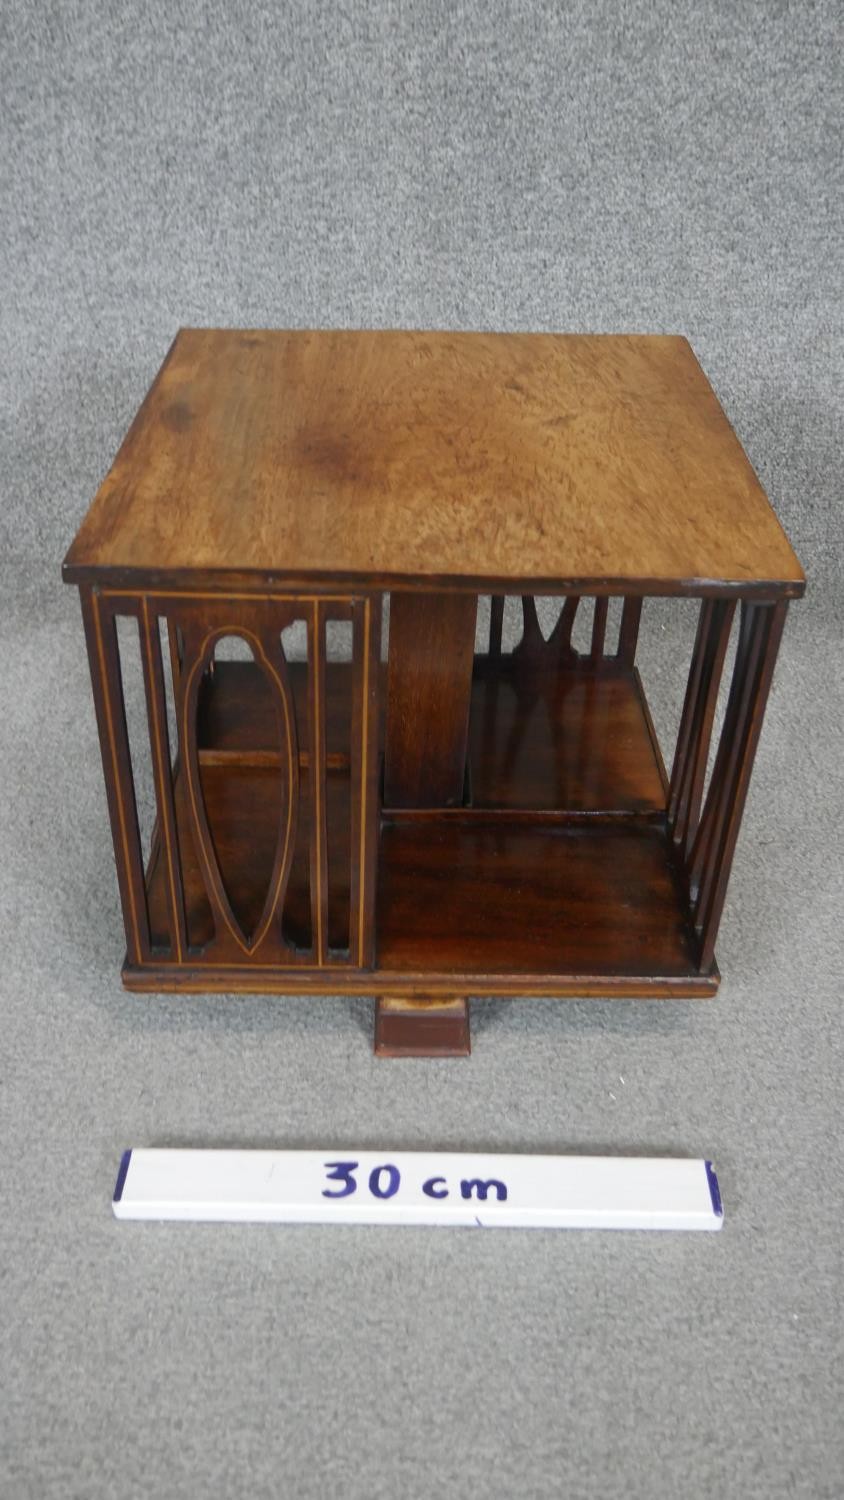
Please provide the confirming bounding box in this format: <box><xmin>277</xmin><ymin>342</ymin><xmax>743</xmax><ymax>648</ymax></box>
<box><xmin>63</xmin><ymin>329</ymin><xmax>804</xmax><ymax>1056</ymax></box>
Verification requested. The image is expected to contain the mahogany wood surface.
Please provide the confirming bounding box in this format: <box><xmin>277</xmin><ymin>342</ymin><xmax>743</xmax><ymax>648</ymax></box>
<box><xmin>466</xmin><ymin>660</ymin><xmax>666</xmax><ymax>813</ymax></box>
<box><xmin>147</xmin><ymin>764</ymin><xmax>354</xmax><ymax>957</ymax></box>
<box><xmin>80</xmin><ymin>587</ymin><xmax>151</xmax><ymax>967</ymax></box>
<box><xmin>197</xmin><ymin>660</ymin><xmax>354</xmax><ymax>767</ymax></box>
<box><xmin>384</xmin><ymin>592</ymin><xmax>477</xmax><ymax>807</ymax></box>
<box><xmin>192</xmin><ymin>653</ymin><xmax>667</xmax><ymax>815</ymax></box>
<box><xmin>374</xmin><ymin>997</ymin><xmax>471</xmax><ymax>1058</ymax></box>
<box><xmin>141</xmin><ymin>646</ymin><xmax>716</xmax><ymax>997</ymax></box>
<box><xmin>122</xmin><ymin>962</ymin><xmax>718</xmax><ymax>1000</ymax></box>
<box><xmin>376</xmin><ymin>820</ymin><xmax>700</xmax><ymax>979</ymax></box>
<box><xmin>63</xmin><ymin>329</ymin><xmax>804</xmax><ymax>597</ymax></box>
<box><xmin>82</xmin><ymin>585</ymin><xmax>788</xmax><ymax>1022</ymax></box>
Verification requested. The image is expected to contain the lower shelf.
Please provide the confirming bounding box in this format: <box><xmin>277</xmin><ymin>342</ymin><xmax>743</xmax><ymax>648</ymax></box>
<box><xmin>138</xmin><ymin>652</ymin><xmax>713</xmax><ymax>997</ymax></box>
<box><xmin>142</xmin><ymin>792</ymin><xmax>713</xmax><ymax>995</ymax></box>
<box><xmin>376</xmin><ymin>818</ymin><xmax>710</xmax><ymax>990</ymax></box>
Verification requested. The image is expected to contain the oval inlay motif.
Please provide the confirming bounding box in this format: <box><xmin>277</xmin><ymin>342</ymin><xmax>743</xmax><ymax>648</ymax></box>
<box><xmin>182</xmin><ymin>628</ymin><xmax>298</xmax><ymax>954</ymax></box>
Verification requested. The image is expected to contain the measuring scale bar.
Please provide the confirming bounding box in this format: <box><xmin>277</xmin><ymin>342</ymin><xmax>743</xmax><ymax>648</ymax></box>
<box><xmin>113</xmin><ymin>1150</ymin><xmax>723</xmax><ymax>1231</ymax></box>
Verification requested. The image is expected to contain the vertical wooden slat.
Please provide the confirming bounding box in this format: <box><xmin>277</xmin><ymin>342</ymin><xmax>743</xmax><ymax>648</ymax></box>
<box><xmin>519</xmin><ymin>595</ymin><xmax>544</xmax><ymax>655</ymax></box>
<box><xmin>668</xmin><ymin>599</ymin><xmax>735</xmax><ymax>859</ymax></box>
<box><xmin>549</xmin><ymin>595</ymin><xmax>580</xmax><ymax>661</ymax></box>
<box><xmin>167</xmin><ymin>622</ymin><xmax>183</xmax><ymax>700</ymax></box>
<box><xmin>687</xmin><ymin>605</ymin><xmax>763</xmax><ymax>908</ymax></box>
<box><xmin>670</xmin><ymin>600</ymin><xmax>715</xmax><ymax>836</ymax></box>
<box><xmin>139</xmin><ymin>598</ymin><xmax>186</xmax><ymax>961</ymax></box>
<box><xmin>617</xmin><ymin>597</ymin><xmax>643</xmax><ymax>667</ymax></box>
<box><xmin>691</xmin><ymin>600</ymin><xmax>787</xmax><ymax>969</ymax></box>
<box><xmin>489</xmin><ymin>595</ymin><xmax>505</xmax><ymax>658</ymax></box>
<box><xmin>308</xmin><ymin>601</ymin><xmax>328</xmax><ymax>964</ymax></box>
<box><xmin>590</xmin><ymin>597</ymin><xmax>608</xmax><ymax>662</ymax></box>
<box><xmin>80</xmin><ymin>587</ymin><xmax>151</xmax><ymax>965</ymax></box>
<box><xmin>350</xmin><ymin>595</ymin><xmax>382</xmax><ymax>967</ymax></box>
<box><xmin>513</xmin><ymin>595</ymin><xmax>580</xmax><ymax>667</ymax></box>
<box><xmin>174</xmin><ymin>619</ymin><xmax>234</xmax><ymax>952</ymax></box>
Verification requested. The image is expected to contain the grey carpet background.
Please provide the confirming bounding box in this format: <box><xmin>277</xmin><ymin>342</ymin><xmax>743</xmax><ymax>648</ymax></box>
<box><xmin>1</xmin><ymin>3</ymin><xmax>842</xmax><ymax>1497</ymax></box>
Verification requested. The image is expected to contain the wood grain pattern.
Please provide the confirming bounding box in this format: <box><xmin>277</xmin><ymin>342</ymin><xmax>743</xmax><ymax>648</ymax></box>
<box><xmin>63</xmin><ymin>329</ymin><xmax>804</xmax><ymax>597</ymax></box>
<box><xmin>123</xmin><ymin>962</ymin><xmax>718</xmax><ymax>1000</ymax></box>
<box><xmin>196</xmin><ymin>658</ymin><xmax>354</xmax><ymax>767</ymax></box>
<box><xmin>466</xmin><ymin>660</ymin><xmax>667</xmax><ymax>813</ymax></box>
<box><xmin>189</xmin><ymin>649</ymin><xmax>667</xmax><ymax>815</ymax></box>
<box><xmin>384</xmin><ymin>592</ymin><xmax>477</xmax><ymax>807</ymax></box>
<box><xmin>147</xmin><ymin>763</ymin><xmax>353</xmax><ymax>959</ymax></box>
<box><xmin>376</xmin><ymin>820</ymin><xmax>702</xmax><ymax>979</ymax></box>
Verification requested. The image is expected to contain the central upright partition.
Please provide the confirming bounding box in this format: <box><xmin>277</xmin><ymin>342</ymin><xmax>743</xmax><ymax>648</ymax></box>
<box><xmin>63</xmin><ymin>329</ymin><xmax>804</xmax><ymax>1057</ymax></box>
<box><xmin>384</xmin><ymin>593</ymin><xmax>477</xmax><ymax>809</ymax></box>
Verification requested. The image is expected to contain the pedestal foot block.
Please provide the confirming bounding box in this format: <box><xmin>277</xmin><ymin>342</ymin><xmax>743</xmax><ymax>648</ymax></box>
<box><xmin>374</xmin><ymin>996</ymin><xmax>471</xmax><ymax>1058</ymax></box>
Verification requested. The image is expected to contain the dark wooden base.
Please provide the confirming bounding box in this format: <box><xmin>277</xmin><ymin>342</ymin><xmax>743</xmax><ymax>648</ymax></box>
<box><xmin>122</xmin><ymin>963</ymin><xmax>718</xmax><ymax>998</ymax></box>
<box><xmin>374</xmin><ymin>996</ymin><xmax>471</xmax><ymax>1057</ymax></box>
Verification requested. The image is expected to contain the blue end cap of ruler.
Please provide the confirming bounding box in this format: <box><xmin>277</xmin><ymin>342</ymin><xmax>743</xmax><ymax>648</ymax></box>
<box><xmin>704</xmin><ymin>1160</ymin><xmax>723</xmax><ymax>1220</ymax></box>
<box><xmin>113</xmin><ymin>1149</ymin><xmax>133</xmax><ymax>1204</ymax></box>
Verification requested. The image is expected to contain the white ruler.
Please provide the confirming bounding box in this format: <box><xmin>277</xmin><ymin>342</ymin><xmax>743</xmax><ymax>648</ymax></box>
<box><xmin>113</xmin><ymin>1149</ymin><xmax>723</xmax><ymax>1231</ymax></box>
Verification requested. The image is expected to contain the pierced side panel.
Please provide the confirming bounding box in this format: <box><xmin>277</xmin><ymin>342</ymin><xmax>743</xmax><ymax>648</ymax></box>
<box><xmin>320</xmin><ymin>615</ymin><xmax>356</xmax><ymax>958</ymax></box>
<box><xmin>482</xmin><ymin>595</ymin><xmax>643</xmax><ymax>669</ymax></box>
<box><xmin>79</xmin><ymin>589</ymin><xmax>152</xmax><ymax>964</ymax></box>
<box><xmin>308</xmin><ymin>602</ymin><xmax>329</xmax><ymax>963</ymax></box>
<box><xmin>139</xmin><ymin>600</ymin><xmax>187</xmax><ymax>960</ymax></box>
<box><xmin>350</xmin><ymin>595</ymin><xmax>382</xmax><ymax>966</ymax></box>
<box><xmin>668</xmin><ymin>600</ymin><xmax>736</xmax><ymax>864</ymax></box>
<box><xmin>671</xmin><ymin>599</ymin><xmax>788</xmax><ymax>969</ymax></box>
<box><xmin>84</xmin><ymin>590</ymin><xmax>380</xmax><ymax>975</ymax></box>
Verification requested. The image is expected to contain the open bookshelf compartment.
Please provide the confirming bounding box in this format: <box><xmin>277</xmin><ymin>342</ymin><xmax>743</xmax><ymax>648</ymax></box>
<box><xmin>142</xmin><ymin>622</ymin><xmax>708</xmax><ymax>991</ymax></box>
<box><xmin>376</xmin><ymin>818</ymin><xmax>708</xmax><ymax>989</ymax></box>
<box><xmin>466</xmin><ymin>659</ymin><xmax>667</xmax><ymax>815</ymax></box>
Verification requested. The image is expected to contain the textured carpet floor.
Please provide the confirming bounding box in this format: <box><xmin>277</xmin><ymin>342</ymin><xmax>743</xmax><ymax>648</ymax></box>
<box><xmin>1</xmin><ymin>3</ymin><xmax>842</xmax><ymax>1497</ymax></box>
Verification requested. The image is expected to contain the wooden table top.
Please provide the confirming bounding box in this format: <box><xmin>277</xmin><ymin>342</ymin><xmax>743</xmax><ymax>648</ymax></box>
<box><xmin>63</xmin><ymin>328</ymin><xmax>804</xmax><ymax>597</ymax></box>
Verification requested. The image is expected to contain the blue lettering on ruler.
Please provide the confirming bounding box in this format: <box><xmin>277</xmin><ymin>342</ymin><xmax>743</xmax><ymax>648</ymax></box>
<box><xmin>460</xmin><ymin>1178</ymin><xmax>508</xmax><ymax>1202</ymax></box>
<box><xmin>422</xmin><ymin>1176</ymin><xmax>449</xmax><ymax>1199</ymax></box>
<box><xmin>321</xmin><ymin>1163</ymin><xmax>510</xmax><ymax>1204</ymax></box>
<box><xmin>369</xmin><ymin>1164</ymin><xmax>401</xmax><ymax>1199</ymax></box>
<box><xmin>322</xmin><ymin>1161</ymin><xmax>359</xmax><ymax>1198</ymax></box>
